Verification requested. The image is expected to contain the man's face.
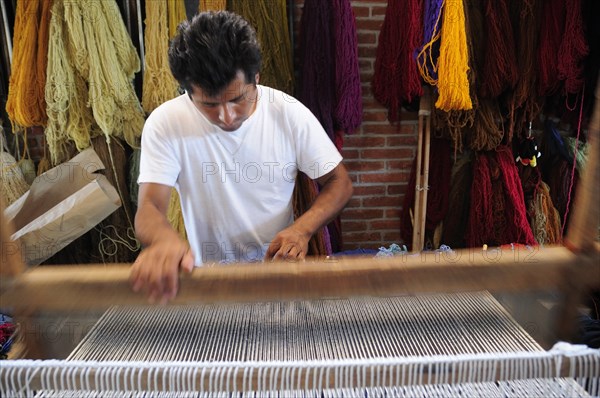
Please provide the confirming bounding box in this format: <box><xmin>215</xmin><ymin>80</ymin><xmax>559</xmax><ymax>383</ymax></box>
<box><xmin>188</xmin><ymin>71</ymin><xmax>259</xmax><ymax>132</ymax></box>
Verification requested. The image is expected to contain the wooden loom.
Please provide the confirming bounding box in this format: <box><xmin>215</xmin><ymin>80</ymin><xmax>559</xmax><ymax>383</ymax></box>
<box><xmin>0</xmin><ymin>87</ymin><xmax>599</xmax><ymax>396</ymax></box>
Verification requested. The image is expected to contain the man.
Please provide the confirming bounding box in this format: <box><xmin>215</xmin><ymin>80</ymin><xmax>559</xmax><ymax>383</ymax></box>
<box><xmin>130</xmin><ymin>11</ymin><xmax>353</xmax><ymax>303</ymax></box>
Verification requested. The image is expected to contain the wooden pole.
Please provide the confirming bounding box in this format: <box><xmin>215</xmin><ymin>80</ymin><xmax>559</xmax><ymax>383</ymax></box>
<box><xmin>412</xmin><ymin>88</ymin><xmax>432</xmax><ymax>252</ymax></box>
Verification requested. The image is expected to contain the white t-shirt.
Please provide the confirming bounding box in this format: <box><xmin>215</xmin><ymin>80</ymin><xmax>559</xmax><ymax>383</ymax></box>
<box><xmin>138</xmin><ymin>85</ymin><xmax>343</xmax><ymax>265</ymax></box>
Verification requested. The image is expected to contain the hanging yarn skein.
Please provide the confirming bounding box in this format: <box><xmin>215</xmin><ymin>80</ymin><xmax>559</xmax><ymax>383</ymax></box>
<box><xmin>529</xmin><ymin>181</ymin><xmax>562</xmax><ymax>246</ymax></box>
<box><xmin>6</xmin><ymin>0</ymin><xmax>50</xmax><ymax>128</ymax></box>
<box><xmin>508</xmin><ymin>0</ymin><xmax>542</xmax><ymax>141</ymax></box>
<box><xmin>45</xmin><ymin>0</ymin><xmax>96</xmax><ymax>164</ymax></box>
<box><xmin>463</xmin><ymin>0</ymin><xmax>503</xmax><ymax>152</ymax></box>
<box><xmin>199</xmin><ymin>0</ymin><xmax>226</xmax><ymax>12</ymax></box>
<box><xmin>467</xmin><ymin>147</ymin><xmax>536</xmax><ymax>247</ymax></box>
<box><xmin>417</xmin><ymin>0</ymin><xmax>443</xmax><ymax>85</ymax></box>
<box><xmin>372</xmin><ymin>0</ymin><xmax>423</xmax><ymax>121</ymax></box>
<box><xmin>142</xmin><ymin>0</ymin><xmax>180</xmax><ymax>114</ymax></box>
<box><xmin>332</xmin><ymin>0</ymin><xmax>362</xmax><ymax>145</ymax></box>
<box><xmin>557</xmin><ymin>0</ymin><xmax>589</xmax><ymax>95</ymax></box>
<box><xmin>479</xmin><ymin>0</ymin><xmax>518</xmax><ymax>98</ymax></box>
<box><xmin>0</xmin><ymin>127</ymin><xmax>30</xmax><ymax>206</ymax></box>
<box><xmin>64</xmin><ymin>0</ymin><xmax>144</xmax><ymax>148</ymax></box>
<box><xmin>435</xmin><ymin>0</ymin><xmax>472</xmax><ymax>111</ymax></box>
<box><xmin>230</xmin><ymin>0</ymin><xmax>294</xmax><ymax>94</ymax></box>
<box><xmin>537</xmin><ymin>0</ymin><xmax>565</xmax><ymax>97</ymax></box>
<box><xmin>168</xmin><ymin>0</ymin><xmax>188</xmax><ymax>38</ymax></box>
<box><xmin>297</xmin><ymin>0</ymin><xmax>335</xmax><ymax>139</ymax></box>
<box><xmin>141</xmin><ymin>0</ymin><xmax>188</xmax><ymax>240</ymax></box>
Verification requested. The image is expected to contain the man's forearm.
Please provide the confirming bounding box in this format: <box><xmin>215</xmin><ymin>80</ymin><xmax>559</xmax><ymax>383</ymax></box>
<box><xmin>293</xmin><ymin>165</ymin><xmax>353</xmax><ymax>237</ymax></box>
<box><xmin>134</xmin><ymin>203</ymin><xmax>181</xmax><ymax>248</ymax></box>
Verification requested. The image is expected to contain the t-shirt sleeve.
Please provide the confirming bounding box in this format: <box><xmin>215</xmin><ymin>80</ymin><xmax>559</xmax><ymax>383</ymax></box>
<box><xmin>290</xmin><ymin>101</ymin><xmax>343</xmax><ymax>180</ymax></box>
<box><xmin>138</xmin><ymin>112</ymin><xmax>181</xmax><ymax>187</ymax></box>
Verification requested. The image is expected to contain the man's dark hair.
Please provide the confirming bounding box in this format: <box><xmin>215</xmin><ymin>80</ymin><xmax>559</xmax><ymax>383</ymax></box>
<box><xmin>169</xmin><ymin>11</ymin><xmax>262</xmax><ymax>97</ymax></box>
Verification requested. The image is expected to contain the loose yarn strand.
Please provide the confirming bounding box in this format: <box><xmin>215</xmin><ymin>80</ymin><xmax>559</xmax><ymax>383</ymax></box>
<box><xmin>561</xmin><ymin>88</ymin><xmax>585</xmax><ymax>237</ymax></box>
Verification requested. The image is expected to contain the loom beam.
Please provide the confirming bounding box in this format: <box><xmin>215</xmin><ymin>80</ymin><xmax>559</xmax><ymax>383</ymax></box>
<box><xmin>1</xmin><ymin>246</ymin><xmax>598</xmax><ymax>313</ymax></box>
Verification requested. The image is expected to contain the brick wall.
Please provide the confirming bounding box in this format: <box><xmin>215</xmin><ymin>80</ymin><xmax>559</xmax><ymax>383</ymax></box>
<box><xmin>293</xmin><ymin>0</ymin><xmax>419</xmax><ymax>251</ymax></box>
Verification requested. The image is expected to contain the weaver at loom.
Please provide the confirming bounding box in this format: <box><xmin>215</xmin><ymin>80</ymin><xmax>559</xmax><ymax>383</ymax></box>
<box><xmin>130</xmin><ymin>10</ymin><xmax>353</xmax><ymax>304</ymax></box>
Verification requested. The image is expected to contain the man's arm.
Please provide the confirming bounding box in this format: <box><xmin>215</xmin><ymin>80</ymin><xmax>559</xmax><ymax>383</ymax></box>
<box><xmin>265</xmin><ymin>163</ymin><xmax>353</xmax><ymax>260</ymax></box>
<box><xmin>130</xmin><ymin>183</ymin><xmax>194</xmax><ymax>303</ymax></box>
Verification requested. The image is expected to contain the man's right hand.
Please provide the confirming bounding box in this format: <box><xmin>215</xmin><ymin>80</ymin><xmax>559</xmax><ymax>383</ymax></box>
<box><xmin>129</xmin><ymin>235</ymin><xmax>194</xmax><ymax>304</ymax></box>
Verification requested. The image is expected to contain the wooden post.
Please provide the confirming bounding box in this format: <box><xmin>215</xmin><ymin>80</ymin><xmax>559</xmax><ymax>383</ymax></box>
<box><xmin>412</xmin><ymin>88</ymin><xmax>432</xmax><ymax>252</ymax></box>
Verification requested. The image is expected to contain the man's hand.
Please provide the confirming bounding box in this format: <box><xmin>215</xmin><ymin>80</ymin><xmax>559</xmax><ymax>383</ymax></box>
<box><xmin>129</xmin><ymin>235</ymin><xmax>194</xmax><ymax>304</ymax></box>
<box><xmin>265</xmin><ymin>225</ymin><xmax>310</xmax><ymax>261</ymax></box>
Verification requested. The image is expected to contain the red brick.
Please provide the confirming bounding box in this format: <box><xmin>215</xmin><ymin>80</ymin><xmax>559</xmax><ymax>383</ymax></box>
<box><xmin>371</xmin><ymin>6</ymin><xmax>388</xmax><ymax>18</ymax></box>
<box><xmin>382</xmin><ymin>231</ymin><xmax>403</xmax><ymax>243</ymax></box>
<box><xmin>360</xmin><ymin>172</ymin><xmax>404</xmax><ymax>184</ymax></box>
<box><xmin>362</xmin><ymin>100</ymin><xmax>386</xmax><ymax>111</ymax></box>
<box><xmin>357</xmin><ymin>31</ymin><xmax>377</xmax><ymax>44</ymax></box>
<box><xmin>387</xmin><ymin>135</ymin><xmax>418</xmax><ymax>146</ymax></box>
<box><xmin>352</xmin><ymin>6</ymin><xmax>370</xmax><ymax>18</ymax></box>
<box><xmin>361</xmin><ymin>148</ymin><xmax>414</xmax><ymax>159</ymax></box>
<box><xmin>355</xmin><ymin>19</ymin><xmax>383</xmax><ymax>32</ymax></box>
<box><xmin>341</xmin><ymin>149</ymin><xmax>360</xmax><ymax>159</ymax></box>
<box><xmin>345</xmin><ymin>160</ymin><xmax>385</xmax><ymax>173</ymax></box>
<box><xmin>363</xmin><ymin>195</ymin><xmax>402</xmax><ymax>207</ymax></box>
<box><xmin>362</xmin><ymin>111</ymin><xmax>389</xmax><ymax>122</ymax></box>
<box><xmin>341</xmin><ymin>220</ymin><xmax>369</xmax><ymax>232</ymax></box>
<box><xmin>359</xmin><ymin>59</ymin><xmax>373</xmax><ymax>72</ymax></box>
<box><xmin>352</xmin><ymin>185</ymin><xmax>386</xmax><ymax>196</ymax></box>
<box><xmin>371</xmin><ymin>219</ymin><xmax>401</xmax><ymax>230</ymax></box>
<box><xmin>344</xmin><ymin>135</ymin><xmax>386</xmax><ymax>148</ymax></box>
<box><xmin>385</xmin><ymin>208</ymin><xmax>402</xmax><ymax>218</ymax></box>
<box><xmin>342</xmin><ymin>208</ymin><xmax>384</xmax><ymax>220</ymax></box>
<box><xmin>388</xmin><ymin>160</ymin><xmax>414</xmax><ymax>170</ymax></box>
<box><xmin>346</xmin><ymin>197</ymin><xmax>362</xmax><ymax>208</ymax></box>
<box><xmin>362</xmin><ymin>123</ymin><xmax>407</xmax><ymax>134</ymax></box>
<box><xmin>387</xmin><ymin>184</ymin><xmax>408</xmax><ymax>196</ymax></box>
<box><xmin>344</xmin><ymin>232</ymin><xmax>382</xmax><ymax>243</ymax></box>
